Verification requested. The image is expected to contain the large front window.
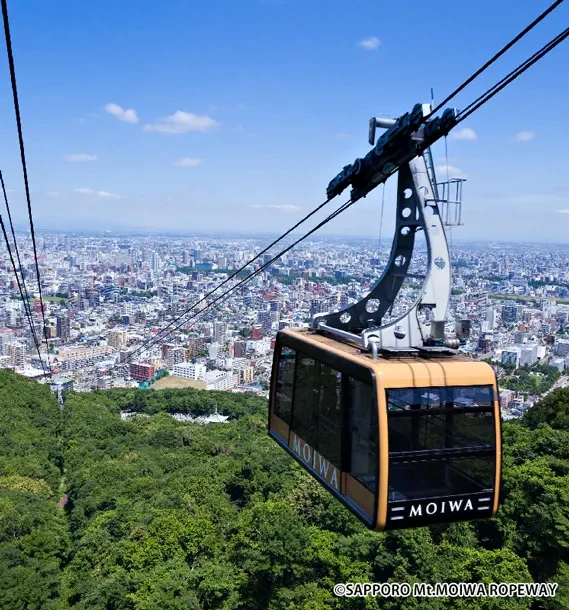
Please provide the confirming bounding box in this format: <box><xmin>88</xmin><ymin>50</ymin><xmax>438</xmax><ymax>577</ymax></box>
<box><xmin>387</xmin><ymin>386</ymin><xmax>496</xmax><ymax>501</ymax></box>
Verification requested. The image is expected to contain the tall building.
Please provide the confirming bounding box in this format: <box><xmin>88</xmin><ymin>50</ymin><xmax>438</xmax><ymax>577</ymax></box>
<box><xmin>258</xmin><ymin>310</ymin><xmax>272</xmax><ymax>333</ymax></box>
<box><xmin>167</xmin><ymin>346</ymin><xmax>186</xmax><ymax>369</ymax></box>
<box><xmin>213</xmin><ymin>321</ymin><xmax>227</xmax><ymax>344</ymax></box>
<box><xmin>310</xmin><ymin>299</ymin><xmax>325</xmax><ymax>317</ymax></box>
<box><xmin>152</xmin><ymin>251</ymin><xmax>160</xmax><ymax>273</ymax></box>
<box><xmin>187</xmin><ymin>337</ymin><xmax>205</xmax><ymax>357</ymax></box>
<box><xmin>234</xmin><ymin>340</ymin><xmax>247</xmax><ymax>358</ymax></box>
<box><xmin>478</xmin><ymin>336</ymin><xmax>492</xmax><ymax>352</ymax></box>
<box><xmin>162</xmin><ymin>343</ymin><xmax>175</xmax><ymax>359</ymax></box>
<box><xmin>182</xmin><ymin>249</ymin><xmax>190</xmax><ymax>265</ymax></box>
<box><xmin>56</xmin><ymin>313</ymin><xmax>71</xmax><ymax>341</ymax></box>
<box><xmin>7</xmin><ymin>343</ymin><xmax>24</xmax><ymax>369</ymax></box>
<box><xmin>501</xmin><ymin>303</ymin><xmax>517</xmax><ymax>324</ymax></box>
<box><xmin>109</xmin><ymin>329</ymin><xmax>126</xmax><ymax>350</ymax></box>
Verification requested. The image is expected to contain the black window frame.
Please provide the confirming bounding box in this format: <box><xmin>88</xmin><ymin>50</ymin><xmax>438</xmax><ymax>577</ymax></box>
<box><xmin>386</xmin><ymin>384</ymin><xmax>498</xmax><ymax>502</ymax></box>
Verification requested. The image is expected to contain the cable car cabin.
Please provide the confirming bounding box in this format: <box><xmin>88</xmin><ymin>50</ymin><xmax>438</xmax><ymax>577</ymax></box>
<box><xmin>269</xmin><ymin>328</ymin><xmax>502</xmax><ymax>531</ymax></box>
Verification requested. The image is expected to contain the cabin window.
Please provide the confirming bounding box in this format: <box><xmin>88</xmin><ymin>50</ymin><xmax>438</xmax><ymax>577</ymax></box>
<box><xmin>274</xmin><ymin>347</ymin><xmax>296</xmax><ymax>425</ymax></box>
<box><xmin>347</xmin><ymin>377</ymin><xmax>377</xmax><ymax>493</ymax></box>
<box><xmin>289</xmin><ymin>353</ymin><xmax>343</xmax><ymax>469</ymax></box>
<box><xmin>317</xmin><ymin>364</ymin><xmax>342</xmax><ymax>468</ymax></box>
<box><xmin>291</xmin><ymin>354</ymin><xmax>318</xmax><ymax>447</ymax></box>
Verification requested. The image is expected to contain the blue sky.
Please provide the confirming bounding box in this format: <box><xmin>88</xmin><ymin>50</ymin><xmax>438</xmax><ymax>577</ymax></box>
<box><xmin>0</xmin><ymin>0</ymin><xmax>568</xmax><ymax>241</ymax></box>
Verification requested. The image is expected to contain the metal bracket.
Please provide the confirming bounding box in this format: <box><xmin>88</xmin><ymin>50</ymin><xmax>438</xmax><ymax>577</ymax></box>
<box><xmin>312</xmin><ymin>154</ymin><xmax>452</xmax><ymax>350</ymax></box>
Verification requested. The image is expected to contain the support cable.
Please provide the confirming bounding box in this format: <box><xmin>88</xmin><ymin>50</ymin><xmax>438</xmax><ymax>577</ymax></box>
<box><xmin>0</xmin><ymin>215</ymin><xmax>48</xmax><ymax>376</ymax></box>
<box><xmin>1</xmin><ymin>0</ymin><xmax>51</xmax><ymax>374</ymax></box>
<box><xmin>427</xmin><ymin>0</ymin><xmax>565</xmax><ymax>117</ymax></box>
<box><xmin>456</xmin><ymin>26</ymin><xmax>569</xmax><ymax>124</ymax></box>
<box><xmin>0</xmin><ymin>170</ymin><xmax>36</xmax><ymax>334</ymax></box>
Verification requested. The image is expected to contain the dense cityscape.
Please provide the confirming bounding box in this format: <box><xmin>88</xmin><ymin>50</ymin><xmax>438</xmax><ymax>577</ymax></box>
<box><xmin>1</xmin><ymin>231</ymin><xmax>568</xmax><ymax>420</ymax></box>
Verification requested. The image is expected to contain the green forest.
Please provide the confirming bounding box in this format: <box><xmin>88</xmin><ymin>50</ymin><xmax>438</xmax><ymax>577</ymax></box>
<box><xmin>0</xmin><ymin>369</ymin><xmax>568</xmax><ymax>609</ymax></box>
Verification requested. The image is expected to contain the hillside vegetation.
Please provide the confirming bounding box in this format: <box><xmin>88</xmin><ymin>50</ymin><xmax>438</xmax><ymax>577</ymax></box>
<box><xmin>0</xmin><ymin>371</ymin><xmax>568</xmax><ymax>608</ymax></box>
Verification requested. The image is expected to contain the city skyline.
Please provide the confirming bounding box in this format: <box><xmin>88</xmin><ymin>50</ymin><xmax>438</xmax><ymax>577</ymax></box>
<box><xmin>0</xmin><ymin>0</ymin><xmax>568</xmax><ymax>240</ymax></box>
<box><xmin>2</xmin><ymin>232</ymin><xmax>569</xmax><ymax>400</ymax></box>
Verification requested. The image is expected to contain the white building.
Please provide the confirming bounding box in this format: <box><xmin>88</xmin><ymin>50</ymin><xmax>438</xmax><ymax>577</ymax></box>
<box><xmin>215</xmin><ymin>357</ymin><xmax>233</xmax><ymax>371</ymax></box>
<box><xmin>208</xmin><ymin>342</ymin><xmax>220</xmax><ymax>360</ymax></box>
<box><xmin>172</xmin><ymin>362</ymin><xmax>206</xmax><ymax>380</ymax></box>
<box><xmin>204</xmin><ymin>370</ymin><xmax>237</xmax><ymax>391</ymax></box>
<box><xmin>518</xmin><ymin>344</ymin><xmax>538</xmax><ymax>367</ymax></box>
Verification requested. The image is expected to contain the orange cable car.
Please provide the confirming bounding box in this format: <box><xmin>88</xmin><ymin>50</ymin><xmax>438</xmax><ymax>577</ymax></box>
<box><xmin>269</xmin><ymin>329</ymin><xmax>501</xmax><ymax>530</ymax></box>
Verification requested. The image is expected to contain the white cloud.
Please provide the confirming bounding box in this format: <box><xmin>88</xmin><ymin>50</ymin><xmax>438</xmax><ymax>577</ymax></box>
<box><xmin>46</xmin><ymin>190</ymin><xmax>60</xmax><ymax>198</ymax></box>
<box><xmin>336</xmin><ymin>132</ymin><xmax>349</xmax><ymax>139</ymax></box>
<box><xmin>104</xmin><ymin>103</ymin><xmax>139</xmax><ymax>124</ymax></box>
<box><xmin>451</xmin><ymin>128</ymin><xmax>477</xmax><ymax>141</ymax></box>
<box><xmin>65</xmin><ymin>153</ymin><xmax>98</xmax><ymax>162</ymax></box>
<box><xmin>74</xmin><ymin>187</ymin><xmax>121</xmax><ymax>199</ymax></box>
<box><xmin>233</xmin><ymin>125</ymin><xmax>246</xmax><ymax>133</ymax></box>
<box><xmin>557</xmin><ymin>209</ymin><xmax>569</xmax><ymax>214</ymax></box>
<box><xmin>435</xmin><ymin>164</ymin><xmax>468</xmax><ymax>179</ymax></box>
<box><xmin>515</xmin><ymin>131</ymin><xmax>535</xmax><ymax>142</ymax></box>
<box><xmin>143</xmin><ymin>110</ymin><xmax>219</xmax><ymax>134</ymax></box>
<box><xmin>358</xmin><ymin>37</ymin><xmax>381</xmax><ymax>50</ymax></box>
<box><xmin>173</xmin><ymin>157</ymin><xmax>203</xmax><ymax>167</ymax></box>
<box><xmin>251</xmin><ymin>204</ymin><xmax>301</xmax><ymax>212</ymax></box>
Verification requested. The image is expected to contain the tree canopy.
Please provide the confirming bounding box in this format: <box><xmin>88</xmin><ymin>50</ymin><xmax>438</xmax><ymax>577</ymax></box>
<box><xmin>0</xmin><ymin>370</ymin><xmax>568</xmax><ymax>608</ymax></box>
